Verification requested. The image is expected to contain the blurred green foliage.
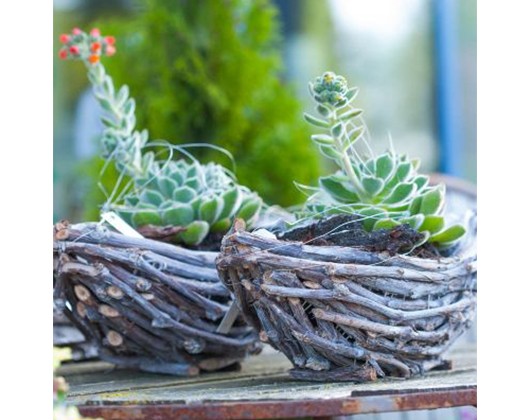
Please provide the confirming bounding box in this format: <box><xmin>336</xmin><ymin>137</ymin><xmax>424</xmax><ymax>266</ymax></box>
<box><xmin>80</xmin><ymin>0</ymin><xmax>319</xmax><ymax>220</ymax></box>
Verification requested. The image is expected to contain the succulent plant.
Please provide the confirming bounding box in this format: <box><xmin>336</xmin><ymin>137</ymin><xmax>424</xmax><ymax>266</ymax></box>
<box><xmin>115</xmin><ymin>159</ymin><xmax>262</xmax><ymax>245</ymax></box>
<box><xmin>59</xmin><ymin>28</ymin><xmax>262</xmax><ymax>245</ymax></box>
<box><xmin>300</xmin><ymin>71</ymin><xmax>465</xmax><ymax>248</ymax></box>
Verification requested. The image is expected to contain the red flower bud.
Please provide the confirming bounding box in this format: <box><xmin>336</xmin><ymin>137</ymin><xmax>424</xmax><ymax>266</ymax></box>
<box><xmin>69</xmin><ymin>45</ymin><xmax>80</xmax><ymax>55</ymax></box>
<box><xmin>90</xmin><ymin>28</ymin><xmax>100</xmax><ymax>37</ymax></box>
<box><xmin>72</xmin><ymin>28</ymin><xmax>82</xmax><ymax>36</ymax></box>
<box><xmin>59</xmin><ymin>49</ymin><xmax>68</xmax><ymax>60</ymax></box>
<box><xmin>88</xmin><ymin>54</ymin><xmax>100</xmax><ymax>64</ymax></box>
<box><xmin>59</xmin><ymin>34</ymin><xmax>70</xmax><ymax>44</ymax></box>
<box><xmin>105</xmin><ymin>45</ymin><xmax>116</xmax><ymax>56</ymax></box>
<box><xmin>90</xmin><ymin>42</ymin><xmax>101</xmax><ymax>52</ymax></box>
<box><xmin>104</xmin><ymin>36</ymin><xmax>116</xmax><ymax>46</ymax></box>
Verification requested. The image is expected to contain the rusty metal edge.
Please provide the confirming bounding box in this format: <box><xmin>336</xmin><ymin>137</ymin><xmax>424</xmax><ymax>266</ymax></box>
<box><xmin>78</xmin><ymin>387</ymin><xmax>476</xmax><ymax>420</ymax></box>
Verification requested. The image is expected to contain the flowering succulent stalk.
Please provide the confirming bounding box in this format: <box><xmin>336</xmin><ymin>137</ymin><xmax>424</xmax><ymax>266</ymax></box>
<box><xmin>301</xmin><ymin>71</ymin><xmax>465</xmax><ymax>248</ymax></box>
<box><xmin>59</xmin><ymin>27</ymin><xmax>143</xmax><ymax>176</ymax></box>
<box><xmin>59</xmin><ymin>28</ymin><xmax>262</xmax><ymax>246</ymax></box>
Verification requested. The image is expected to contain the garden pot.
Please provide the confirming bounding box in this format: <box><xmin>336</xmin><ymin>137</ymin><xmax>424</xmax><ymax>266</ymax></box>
<box><xmin>216</xmin><ymin>175</ymin><xmax>477</xmax><ymax>381</ymax></box>
<box><xmin>53</xmin><ymin>221</ymin><xmax>261</xmax><ymax>376</ymax></box>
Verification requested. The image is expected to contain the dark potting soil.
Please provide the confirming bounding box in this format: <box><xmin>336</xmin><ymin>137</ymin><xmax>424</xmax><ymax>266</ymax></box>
<box><xmin>278</xmin><ymin>214</ymin><xmax>441</xmax><ymax>258</ymax></box>
<box><xmin>187</xmin><ymin>232</ymin><xmax>225</xmax><ymax>252</ymax></box>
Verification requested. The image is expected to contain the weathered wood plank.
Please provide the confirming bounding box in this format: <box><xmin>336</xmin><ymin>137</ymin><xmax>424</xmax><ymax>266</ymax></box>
<box><xmin>64</xmin><ymin>343</ymin><xmax>475</xmax><ymax>411</ymax></box>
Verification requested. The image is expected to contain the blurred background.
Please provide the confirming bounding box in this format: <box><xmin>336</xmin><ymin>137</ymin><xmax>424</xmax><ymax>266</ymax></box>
<box><xmin>53</xmin><ymin>0</ymin><xmax>476</xmax><ymax>224</ymax></box>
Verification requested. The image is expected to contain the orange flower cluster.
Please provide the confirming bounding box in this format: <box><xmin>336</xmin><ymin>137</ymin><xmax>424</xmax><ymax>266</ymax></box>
<box><xmin>58</xmin><ymin>27</ymin><xmax>116</xmax><ymax>64</ymax></box>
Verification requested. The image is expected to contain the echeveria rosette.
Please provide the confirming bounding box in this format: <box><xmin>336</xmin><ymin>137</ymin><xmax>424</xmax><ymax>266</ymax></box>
<box><xmin>115</xmin><ymin>160</ymin><xmax>262</xmax><ymax>246</ymax></box>
<box><xmin>58</xmin><ymin>28</ymin><xmax>263</xmax><ymax>246</ymax></box>
<box><xmin>301</xmin><ymin>71</ymin><xmax>466</xmax><ymax>249</ymax></box>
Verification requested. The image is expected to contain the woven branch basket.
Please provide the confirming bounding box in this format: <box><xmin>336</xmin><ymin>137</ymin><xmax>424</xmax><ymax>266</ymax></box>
<box><xmin>53</xmin><ymin>221</ymin><xmax>261</xmax><ymax>376</ymax></box>
<box><xmin>53</xmin><ymin>301</ymin><xmax>98</xmax><ymax>361</ymax></box>
<box><xmin>216</xmin><ymin>177</ymin><xmax>477</xmax><ymax>382</ymax></box>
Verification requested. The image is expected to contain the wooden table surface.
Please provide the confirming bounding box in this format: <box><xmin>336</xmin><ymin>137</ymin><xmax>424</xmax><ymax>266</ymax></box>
<box><xmin>58</xmin><ymin>342</ymin><xmax>476</xmax><ymax>420</ymax></box>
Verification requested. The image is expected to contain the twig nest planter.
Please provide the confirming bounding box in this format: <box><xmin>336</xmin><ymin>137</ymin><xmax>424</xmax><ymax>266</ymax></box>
<box><xmin>53</xmin><ymin>301</ymin><xmax>99</xmax><ymax>361</ymax></box>
<box><xmin>53</xmin><ymin>221</ymin><xmax>261</xmax><ymax>376</ymax></box>
<box><xmin>216</xmin><ymin>187</ymin><xmax>477</xmax><ymax>382</ymax></box>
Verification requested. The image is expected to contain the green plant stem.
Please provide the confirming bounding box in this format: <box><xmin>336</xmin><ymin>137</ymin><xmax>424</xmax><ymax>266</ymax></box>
<box><xmin>85</xmin><ymin>62</ymin><xmax>145</xmax><ymax>177</ymax></box>
<box><xmin>329</xmin><ymin>113</ymin><xmax>367</xmax><ymax>200</ymax></box>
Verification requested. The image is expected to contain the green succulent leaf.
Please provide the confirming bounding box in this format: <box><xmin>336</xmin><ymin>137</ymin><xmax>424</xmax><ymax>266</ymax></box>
<box><xmin>184</xmin><ymin>177</ymin><xmax>200</xmax><ymax>190</ymax></box>
<box><xmin>190</xmin><ymin>196</ymin><xmax>202</xmax><ymax>217</ymax></box>
<box><xmin>420</xmin><ymin>187</ymin><xmax>444</xmax><ymax>215</ymax></box>
<box><xmin>101</xmin><ymin>115</ymin><xmax>119</xmax><ymax>129</ymax></box>
<box><xmin>116</xmin><ymin>85</ymin><xmax>129</xmax><ymax>107</ymax></box>
<box><xmin>420</xmin><ymin>215</ymin><xmax>445</xmax><ymax>234</ymax></box>
<box><xmin>383</xmin><ymin>162</ymin><xmax>414</xmax><ymax>192</ymax></box>
<box><xmin>187</xmin><ymin>165</ymin><xmax>198</xmax><ymax>178</ymax></box>
<box><xmin>211</xmin><ymin>218</ymin><xmax>232</xmax><ymax>233</ymax></box>
<box><xmin>304</xmin><ymin>113</ymin><xmax>329</xmax><ymax>128</ymax></box>
<box><xmin>319</xmin><ymin>145</ymin><xmax>343</xmax><ymax>160</ymax></box>
<box><xmin>136</xmin><ymin>202</ymin><xmax>157</xmax><ymax>210</ymax></box>
<box><xmin>172</xmin><ymin>186</ymin><xmax>197</xmax><ymax>203</ymax></box>
<box><xmin>311</xmin><ymin>134</ymin><xmax>334</xmax><ymax>145</ymax></box>
<box><xmin>199</xmin><ymin>197</ymin><xmax>223</xmax><ymax>224</ymax></box>
<box><xmin>395</xmin><ymin>162</ymin><xmax>413</xmax><ymax>182</ymax></box>
<box><xmin>159</xmin><ymin>201</ymin><xmax>173</xmax><ymax>210</ymax></box>
<box><xmin>140</xmin><ymin>190</ymin><xmax>165</xmax><ymax>206</ymax></box>
<box><xmin>339</xmin><ymin>108</ymin><xmax>363</xmax><ymax>121</ymax></box>
<box><xmin>219</xmin><ymin>188</ymin><xmax>242</xmax><ymax>219</ymax></box>
<box><xmin>409</xmin><ymin>195</ymin><xmax>422</xmax><ymax>215</ymax></box>
<box><xmin>102</xmin><ymin>76</ymin><xmax>115</xmax><ymax>96</ymax></box>
<box><xmin>347</xmin><ymin>126</ymin><xmax>364</xmax><ymax>143</ymax></box>
<box><xmin>361</xmin><ymin>176</ymin><xmax>384</xmax><ymax>197</ymax></box>
<box><xmin>430</xmin><ymin>224</ymin><xmax>466</xmax><ymax>245</ymax></box>
<box><xmin>331</xmin><ymin>122</ymin><xmax>345</xmax><ymax>138</ymax></box>
<box><xmin>364</xmin><ymin>158</ymin><xmax>376</xmax><ymax>174</ymax></box>
<box><xmin>383</xmin><ymin>182</ymin><xmax>416</xmax><ymax>204</ymax></box>
<box><xmin>179</xmin><ymin>221</ymin><xmax>210</xmax><ymax>246</ymax></box>
<box><xmin>139</xmin><ymin>129</ymin><xmax>149</xmax><ymax>147</ymax></box>
<box><xmin>345</xmin><ymin>87</ymin><xmax>359</xmax><ymax>102</ymax></box>
<box><xmin>141</xmin><ymin>152</ymin><xmax>155</xmax><ymax>172</ymax></box>
<box><xmin>162</xmin><ymin>204</ymin><xmax>194</xmax><ymax>226</ymax></box>
<box><xmin>124</xmin><ymin>196</ymin><xmax>139</xmax><ymax>206</ymax></box>
<box><xmin>236</xmin><ymin>196</ymin><xmax>262</xmax><ymax>223</ymax></box>
<box><xmin>157</xmin><ymin>177</ymin><xmax>178</xmax><ymax>198</ymax></box>
<box><xmin>124</xmin><ymin>98</ymin><xmax>135</xmax><ymax>116</ymax></box>
<box><xmin>316</xmin><ymin>104</ymin><xmax>331</xmax><ymax>117</ymax></box>
<box><xmin>99</xmin><ymin>98</ymin><xmax>113</xmax><ymax>113</ymax></box>
<box><xmin>373</xmin><ymin>218</ymin><xmax>400</xmax><ymax>231</ymax></box>
<box><xmin>375</xmin><ymin>154</ymin><xmax>395</xmax><ymax>180</ymax></box>
<box><xmin>169</xmin><ymin>170</ymin><xmax>183</xmax><ymax>186</ymax></box>
<box><xmin>319</xmin><ymin>175</ymin><xmax>361</xmax><ymax>203</ymax></box>
<box><xmin>414</xmin><ymin>175</ymin><xmax>429</xmax><ymax>191</ymax></box>
<box><xmin>132</xmin><ymin>209</ymin><xmax>162</xmax><ymax>227</ymax></box>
